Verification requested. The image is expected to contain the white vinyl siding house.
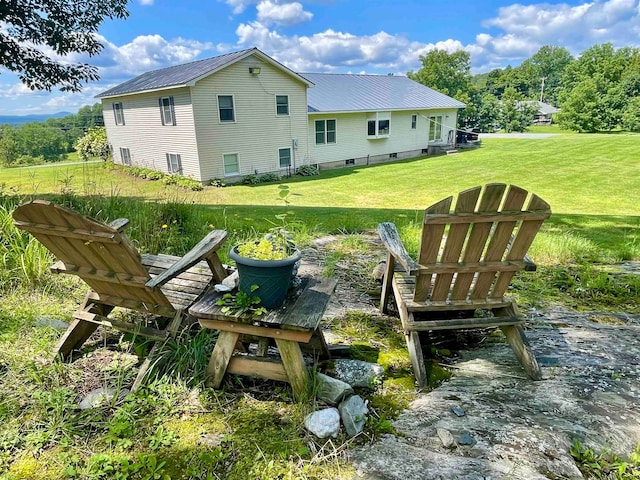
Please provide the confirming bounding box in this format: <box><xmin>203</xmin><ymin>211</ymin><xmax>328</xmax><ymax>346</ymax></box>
<box><xmin>308</xmin><ymin>110</ymin><xmax>458</xmax><ymax>167</ymax></box>
<box><xmin>98</xmin><ymin>48</ymin><xmax>464</xmax><ymax>182</ymax></box>
<box><xmin>102</xmin><ymin>87</ymin><xmax>201</xmax><ymax>179</ymax></box>
<box><xmin>191</xmin><ymin>55</ymin><xmax>309</xmax><ymax>181</ymax></box>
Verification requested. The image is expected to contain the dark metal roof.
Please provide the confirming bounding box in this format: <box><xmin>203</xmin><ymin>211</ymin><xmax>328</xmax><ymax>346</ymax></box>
<box><xmin>96</xmin><ymin>48</ymin><xmax>315</xmax><ymax>98</ymax></box>
<box><xmin>304</xmin><ymin>73</ymin><xmax>465</xmax><ymax>113</ymax></box>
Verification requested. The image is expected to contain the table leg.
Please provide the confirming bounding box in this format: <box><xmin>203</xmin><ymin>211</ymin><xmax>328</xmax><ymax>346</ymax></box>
<box><xmin>275</xmin><ymin>338</ymin><xmax>308</xmax><ymax>400</ymax></box>
<box><xmin>206</xmin><ymin>330</ymin><xmax>240</xmax><ymax>388</ymax></box>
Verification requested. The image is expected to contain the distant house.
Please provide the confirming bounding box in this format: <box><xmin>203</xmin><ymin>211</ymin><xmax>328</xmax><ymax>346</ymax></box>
<box><xmin>533</xmin><ymin>102</ymin><xmax>560</xmax><ymax>124</ymax></box>
<box><xmin>97</xmin><ymin>48</ymin><xmax>464</xmax><ymax>183</ymax></box>
<box><xmin>519</xmin><ymin>101</ymin><xmax>560</xmax><ymax>125</ymax></box>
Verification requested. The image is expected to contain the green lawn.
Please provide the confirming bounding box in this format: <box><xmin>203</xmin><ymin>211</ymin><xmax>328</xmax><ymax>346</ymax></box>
<box><xmin>2</xmin><ymin>134</ymin><xmax>638</xmax><ymax>260</ymax></box>
<box><xmin>2</xmin><ymin>135</ymin><xmax>638</xmax><ymax>213</ymax></box>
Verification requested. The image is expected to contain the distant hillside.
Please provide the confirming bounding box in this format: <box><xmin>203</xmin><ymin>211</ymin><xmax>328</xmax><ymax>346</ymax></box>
<box><xmin>0</xmin><ymin>112</ymin><xmax>72</xmax><ymax>126</ymax></box>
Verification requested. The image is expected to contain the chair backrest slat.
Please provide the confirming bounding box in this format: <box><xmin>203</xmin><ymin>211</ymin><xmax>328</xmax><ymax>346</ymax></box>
<box><xmin>13</xmin><ymin>200</ymin><xmax>173</xmax><ymax>311</ymax></box>
<box><xmin>470</xmin><ymin>186</ymin><xmax>528</xmax><ymax>299</ymax></box>
<box><xmin>414</xmin><ymin>196</ymin><xmax>452</xmax><ymax>301</ymax></box>
<box><xmin>413</xmin><ymin>184</ymin><xmax>550</xmax><ymax>306</ymax></box>
<box><xmin>450</xmin><ymin>183</ymin><xmax>506</xmax><ymax>300</ymax></box>
<box><xmin>431</xmin><ymin>186</ymin><xmax>481</xmax><ymax>302</ymax></box>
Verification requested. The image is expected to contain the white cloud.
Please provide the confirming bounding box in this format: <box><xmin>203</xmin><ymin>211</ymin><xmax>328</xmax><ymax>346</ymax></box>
<box><xmin>235</xmin><ymin>0</ymin><xmax>640</xmax><ymax>75</ymax></box>
<box><xmin>140</xmin><ymin>0</ymin><xmax>154</xmax><ymax>5</ymax></box>
<box><xmin>257</xmin><ymin>1</ymin><xmax>313</xmax><ymax>26</ymax></box>
<box><xmin>472</xmin><ymin>0</ymin><xmax>640</xmax><ymax>70</ymax></box>
<box><xmin>235</xmin><ymin>21</ymin><xmax>464</xmax><ymax>73</ymax></box>
<box><xmin>0</xmin><ymin>83</ymin><xmax>38</xmax><ymax>97</ymax></box>
<box><xmin>89</xmin><ymin>35</ymin><xmax>215</xmax><ymax>80</ymax></box>
<box><xmin>223</xmin><ymin>0</ymin><xmax>259</xmax><ymax>14</ymax></box>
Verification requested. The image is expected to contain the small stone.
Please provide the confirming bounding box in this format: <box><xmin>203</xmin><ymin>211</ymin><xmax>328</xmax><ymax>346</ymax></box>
<box><xmin>458</xmin><ymin>433</ymin><xmax>475</xmax><ymax>446</ymax></box>
<box><xmin>332</xmin><ymin>359</ymin><xmax>384</xmax><ymax>388</ymax></box>
<box><xmin>317</xmin><ymin>373</ymin><xmax>354</xmax><ymax>405</ymax></box>
<box><xmin>372</xmin><ymin>262</ymin><xmax>386</xmax><ymax>282</ymax></box>
<box><xmin>34</xmin><ymin>317</ymin><xmax>69</xmax><ymax>331</ymax></box>
<box><xmin>222</xmin><ymin>270</ymin><xmax>239</xmax><ymax>289</ymax></box>
<box><xmin>199</xmin><ymin>433</ymin><xmax>226</xmax><ymax>447</ymax></box>
<box><xmin>214</xmin><ymin>284</ymin><xmax>232</xmax><ymax>293</ymax></box>
<box><xmin>304</xmin><ymin>408</ymin><xmax>341</xmax><ymax>438</ymax></box>
<box><xmin>452</xmin><ymin>406</ymin><xmax>465</xmax><ymax>417</ymax></box>
<box><xmin>437</xmin><ymin>428</ymin><xmax>456</xmax><ymax>448</ymax></box>
<box><xmin>339</xmin><ymin>395</ymin><xmax>368</xmax><ymax>437</ymax></box>
<box><xmin>78</xmin><ymin>387</ymin><xmax>119</xmax><ymax>410</ymax></box>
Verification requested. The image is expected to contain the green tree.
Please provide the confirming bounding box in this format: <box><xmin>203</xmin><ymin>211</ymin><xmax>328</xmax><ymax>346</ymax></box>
<box><xmin>75</xmin><ymin>127</ymin><xmax>110</xmax><ymax>162</ymax></box>
<box><xmin>14</xmin><ymin>123</ymin><xmax>66</xmax><ymax>161</ymax></box>
<box><xmin>408</xmin><ymin>49</ymin><xmax>472</xmax><ymax>98</ymax></box>
<box><xmin>0</xmin><ymin>126</ymin><xmax>19</xmax><ymax>166</ymax></box>
<box><xmin>557</xmin><ymin>79</ymin><xmax>602</xmax><ymax>132</ymax></box>
<box><xmin>521</xmin><ymin>46</ymin><xmax>573</xmax><ymax>104</ymax></box>
<box><xmin>476</xmin><ymin>93</ymin><xmax>501</xmax><ymax>132</ymax></box>
<box><xmin>622</xmin><ymin>97</ymin><xmax>640</xmax><ymax>131</ymax></box>
<box><xmin>0</xmin><ymin>0</ymin><xmax>128</xmax><ymax>91</ymax></box>
<box><xmin>499</xmin><ymin>88</ymin><xmax>537</xmax><ymax>132</ymax></box>
<box><xmin>558</xmin><ymin>44</ymin><xmax>640</xmax><ymax>131</ymax></box>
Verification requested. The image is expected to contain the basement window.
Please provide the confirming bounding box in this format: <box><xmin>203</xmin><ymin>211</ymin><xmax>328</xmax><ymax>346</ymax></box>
<box><xmin>345</xmin><ymin>159</ymin><xmax>355</xmax><ymax>166</ymax></box>
<box><xmin>120</xmin><ymin>147</ymin><xmax>131</xmax><ymax>166</ymax></box>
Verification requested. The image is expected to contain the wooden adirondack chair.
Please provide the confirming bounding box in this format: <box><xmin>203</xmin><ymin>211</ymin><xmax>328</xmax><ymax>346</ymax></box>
<box><xmin>13</xmin><ymin>200</ymin><xmax>228</xmax><ymax>387</ymax></box>
<box><xmin>378</xmin><ymin>184</ymin><xmax>551</xmax><ymax>386</ymax></box>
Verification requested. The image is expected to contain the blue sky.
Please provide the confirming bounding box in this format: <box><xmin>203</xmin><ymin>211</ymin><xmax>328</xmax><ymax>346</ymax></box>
<box><xmin>2</xmin><ymin>0</ymin><xmax>639</xmax><ymax>115</ymax></box>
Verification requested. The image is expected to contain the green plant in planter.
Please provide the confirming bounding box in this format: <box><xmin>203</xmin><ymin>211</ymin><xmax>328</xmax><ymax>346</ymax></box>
<box><xmin>231</xmin><ymin>185</ymin><xmax>301</xmax><ymax>309</ymax></box>
<box><xmin>236</xmin><ymin>185</ymin><xmax>296</xmax><ymax>260</ymax></box>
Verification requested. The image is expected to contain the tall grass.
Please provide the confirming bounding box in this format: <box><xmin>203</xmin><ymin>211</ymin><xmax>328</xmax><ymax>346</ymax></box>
<box><xmin>0</xmin><ymin>202</ymin><xmax>52</xmax><ymax>289</ymax></box>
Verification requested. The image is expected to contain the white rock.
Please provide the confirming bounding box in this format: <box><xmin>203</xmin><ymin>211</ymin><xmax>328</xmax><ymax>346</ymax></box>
<box><xmin>339</xmin><ymin>395</ymin><xmax>368</xmax><ymax>437</ymax></box>
<box><xmin>222</xmin><ymin>270</ymin><xmax>239</xmax><ymax>289</ymax></box>
<box><xmin>78</xmin><ymin>387</ymin><xmax>119</xmax><ymax>410</ymax></box>
<box><xmin>304</xmin><ymin>408</ymin><xmax>341</xmax><ymax>438</ymax></box>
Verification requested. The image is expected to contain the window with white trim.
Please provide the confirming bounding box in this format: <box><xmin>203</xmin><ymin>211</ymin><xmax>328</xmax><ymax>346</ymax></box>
<box><xmin>120</xmin><ymin>147</ymin><xmax>131</xmax><ymax>166</ymax></box>
<box><xmin>276</xmin><ymin>95</ymin><xmax>289</xmax><ymax>115</ymax></box>
<box><xmin>366</xmin><ymin>112</ymin><xmax>391</xmax><ymax>137</ymax></box>
<box><xmin>223</xmin><ymin>153</ymin><xmax>239</xmax><ymax>176</ymax></box>
<box><xmin>113</xmin><ymin>102</ymin><xmax>124</xmax><ymax>125</ymax></box>
<box><xmin>429</xmin><ymin>115</ymin><xmax>443</xmax><ymax>142</ymax></box>
<box><xmin>159</xmin><ymin>96</ymin><xmax>176</xmax><ymax>125</ymax></box>
<box><xmin>166</xmin><ymin>153</ymin><xmax>182</xmax><ymax>174</ymax></box>
<box><xmin>218</xmin><ymin>95</ymin><xmax>235</xmax><ymax>122</ymax></box>
<box><xmin>278</xmin><ymin>147</ymin><xmax>291</xmax><ymax>168</ymax></box>
<box><xmin>315</xmin><ymin>119</ymin><xmax>336</xmax><ymax>144</ymax></box>
<box><xmin>411</xmin><ymin>114</ymin><xmax>417</xmax><ymax>129</ymax></box>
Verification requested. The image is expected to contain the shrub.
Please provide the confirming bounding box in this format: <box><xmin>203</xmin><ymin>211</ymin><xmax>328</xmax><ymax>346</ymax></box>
<box><xmin>296</xmin><ymin>164</ymin><xmax>319</xmax><ymax>176</ymax></box>
<box><xmin>162</xmin><ymin>175</ymin><xmax>203</xmax><ymax>191</ymax></box>
<box><xmin>257</xmin><ymin>172</ymin><xmax>280</xmax><ymax>183</ymax></box>
<box><xmin>14</xmin><ymin>155</ymin><xmax>44</xmax><ymax>166</ymax></box>
<box><xmin>242</xmin><ymin>174</ymin><xmax>260</xmax><ymax>185</ymax></box>
<box><xmin>209</xmin><ymin>178</ymin><xmax>226</xmax><ymax>188</ymax></box>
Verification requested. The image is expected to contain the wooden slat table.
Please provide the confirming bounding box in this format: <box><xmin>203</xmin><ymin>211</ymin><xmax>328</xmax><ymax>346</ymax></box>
<box><xmin>189</xmin><ymin>277</ymin><xmax>337</xmax><ymax>400</ymax></box>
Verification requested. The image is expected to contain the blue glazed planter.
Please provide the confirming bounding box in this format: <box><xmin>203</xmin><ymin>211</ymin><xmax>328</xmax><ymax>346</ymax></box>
<box><xmin>230</xmin><ymin>245</ymin><xmax>301</xmax><ymax>309</ymax></box>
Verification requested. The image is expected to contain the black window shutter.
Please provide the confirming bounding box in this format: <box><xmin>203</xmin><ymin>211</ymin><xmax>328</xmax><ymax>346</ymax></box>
<box><xmin>166</xmin><ymin>153</ymin><xmax>171</xmax><ymax>172</ymax></box>
<box><xmin>170</xmin><ymin>97</ymin><xmax>176</xmax><ymax>125</ymax></box>
<box><xmin>159</xmin><ymin>98</ymin><xmax>165</xmax><ymax>125</ymax></box>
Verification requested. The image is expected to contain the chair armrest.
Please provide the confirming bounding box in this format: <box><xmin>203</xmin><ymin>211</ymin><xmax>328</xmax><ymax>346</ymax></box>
<box><xmin>146</xmin><ymin>229</ymin><xmax>228</xmax><ymax>289</ymax></box>
<box><xmin>377</xmin><ymin>222</ymin><xmax>418</xmax><ymax>274</ymax></box>
<box><xmin>108</xmin><ymin>218</ymin><xmax>130</xmax><ymax>232</ymax></box>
